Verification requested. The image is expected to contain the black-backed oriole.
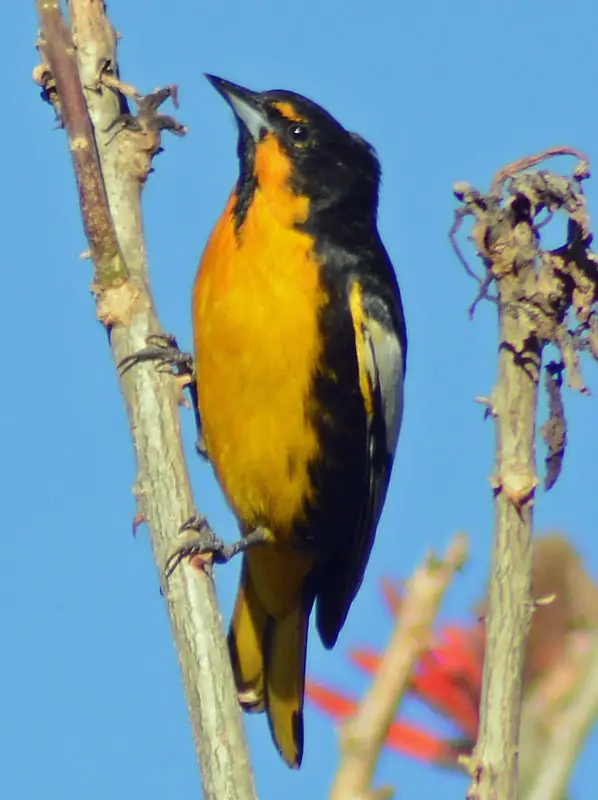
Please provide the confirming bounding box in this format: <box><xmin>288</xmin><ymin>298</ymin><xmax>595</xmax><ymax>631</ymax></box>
<box><xmin>191</xmin><ymin>75</ymin><xmax>407</xmax><ymax>768</ymax></box>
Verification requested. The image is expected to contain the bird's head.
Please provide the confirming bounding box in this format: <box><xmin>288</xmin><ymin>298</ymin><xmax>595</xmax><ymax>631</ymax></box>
<box><xmin>206</xmin><ymin>74</ymin><xmax>381</xmax><ymax>231</ymax></box>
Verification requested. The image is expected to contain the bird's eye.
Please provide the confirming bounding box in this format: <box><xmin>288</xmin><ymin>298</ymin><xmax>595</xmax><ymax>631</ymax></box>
<box><xmin>287</xmin><ymin>123</ymin><xmax>310</xmax><ymax>145</ymax></box>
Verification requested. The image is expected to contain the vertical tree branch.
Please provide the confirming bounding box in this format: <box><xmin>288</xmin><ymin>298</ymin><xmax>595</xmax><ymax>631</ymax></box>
<box><xmin>469</xmin><ymin>244</ymin><xmax>539</xmax><ymax>799</ymax></box>
<box><xmin>34</xmin><ymin>3</ymin><xmax>257</xmax><ymax>798</ymax></box>
<box><xmin>329</xmin><ymin>534</ymin><xmax>468</xmax><ymax>800</ymax></box>
<box><xmin>452</xmin><ymin>148</ymin><xmax>597</xmax><ymax>800</ymax></box>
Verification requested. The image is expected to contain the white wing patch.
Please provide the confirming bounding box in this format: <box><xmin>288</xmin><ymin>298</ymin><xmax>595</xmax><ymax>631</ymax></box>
<box><xmin>362</xmin><ymin>316</ymin><xmax>404</xmax><ymax>458</ymax></box>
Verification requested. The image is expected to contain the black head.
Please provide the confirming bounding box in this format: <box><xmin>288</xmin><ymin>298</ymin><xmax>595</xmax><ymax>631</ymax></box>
<box><xmin>206</xmin><ymin>74</ymin><xmax>381</xmax><ymax>229</ymax></box>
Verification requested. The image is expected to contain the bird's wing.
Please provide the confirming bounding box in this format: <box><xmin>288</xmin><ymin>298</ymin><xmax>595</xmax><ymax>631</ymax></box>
<box><xmin>315</xmin><ymin>277</ymin><xmax>405</xmax><ymax>647</ymax></box>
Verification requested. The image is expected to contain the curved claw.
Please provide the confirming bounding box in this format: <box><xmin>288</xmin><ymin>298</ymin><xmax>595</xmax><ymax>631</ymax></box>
<box><xmin>163</xmin><ymin>515</ymin><xmax>221</xmax><ymax>580</ymax></box>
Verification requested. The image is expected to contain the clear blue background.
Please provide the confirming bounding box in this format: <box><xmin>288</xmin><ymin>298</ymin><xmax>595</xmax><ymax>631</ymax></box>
<box><xmin>3</xmin><ymin>1</ymin><xmax>598</xmax><ymax>797</ymax></box>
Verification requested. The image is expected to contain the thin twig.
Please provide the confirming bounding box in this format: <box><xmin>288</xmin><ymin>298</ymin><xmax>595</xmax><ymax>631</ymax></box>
<box><xmin>525</xmin><ymin>638</ymin><xmax>598</xmax><ymax>800</ymax></box>
<box><xmin>448</xmin><ymin>186</ymin><xmax>498</xmax><ymax>317</ymax></box>
<box><xmin>35</xmin><ymin>3</ymin><xmax>257</xmax><ymax>798</ymax></box>
<box><xmin>329</xmin><ymin>534</ymin><xmax>468</xmax><ymax>800</ymax></box>
<box><xmin>488</xmin><ymin>146</ymin><xmax>589</xmax><ymax>197</ymax></box>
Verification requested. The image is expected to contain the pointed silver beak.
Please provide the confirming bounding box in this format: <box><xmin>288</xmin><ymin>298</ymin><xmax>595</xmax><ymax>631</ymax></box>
<box><xmin>205</xmin><ymin>74</ymin><xmax>272</xmax><ymax>140</ymax></box>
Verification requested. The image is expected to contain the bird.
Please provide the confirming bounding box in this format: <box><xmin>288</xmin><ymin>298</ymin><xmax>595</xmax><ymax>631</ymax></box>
<box><xmin>189</xmin><ymin>75</ymin><xmax>407</xmax><ymax>768</ymax></box>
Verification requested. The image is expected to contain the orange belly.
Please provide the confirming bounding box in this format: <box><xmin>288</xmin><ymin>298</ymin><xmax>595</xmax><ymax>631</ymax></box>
<box><xmin>193</xmin><ymin>189</ymin><xmax>327</xmax><ymax>539</ymax></box>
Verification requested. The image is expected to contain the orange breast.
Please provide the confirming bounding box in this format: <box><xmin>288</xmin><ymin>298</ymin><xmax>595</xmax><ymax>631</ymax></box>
<box><xmin>193</xmin><ymin>178</ymin><xmax>327</xmax><ymax>540</ymax></box>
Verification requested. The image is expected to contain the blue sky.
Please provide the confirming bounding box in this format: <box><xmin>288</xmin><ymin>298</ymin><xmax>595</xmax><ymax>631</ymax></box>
<box><xmin>3</xmin><ymin>1</ymin><xmax>598</xmax><ymax>798</ymax></box>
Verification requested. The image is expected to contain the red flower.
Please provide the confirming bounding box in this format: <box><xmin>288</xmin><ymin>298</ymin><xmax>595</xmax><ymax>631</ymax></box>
<box><xmin>306</xmin><ymin>581</ymin><xmax>483</xmax><ymax>767</ymax></box>
<box><xmin>307</xmin><ymin>536</ymin><xmax>598</xmax><ymax>768</ymax></box>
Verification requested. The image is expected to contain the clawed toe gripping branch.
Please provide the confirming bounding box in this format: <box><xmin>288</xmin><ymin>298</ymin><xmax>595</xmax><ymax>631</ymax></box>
<box><xmin>451</xmin><ymin>146</ymin><xmax>598</xmax><ymax>800</ymax></box>
<box><xmin>119</xmin><ymin>333</ymin><xmax>207</xmax><ymax>457</ymax></box>
<box><xmin>164</xmin><ymin>516</ymin><xmax>272</xmax><ymax>580</ymax></box>
<box><xmin>119</xmin><ymin>333</ymin><xmax>195</xmax><ymax>377</ymax></box>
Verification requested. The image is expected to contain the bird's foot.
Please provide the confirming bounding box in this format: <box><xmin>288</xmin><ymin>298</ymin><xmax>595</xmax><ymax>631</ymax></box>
<box><xmin>119</xmin><ymin>333</ymin><xmax>194</xmax><ymax>378</ymax></box>
<box><xmin>119</xmin><ymin>334</ymin><xmax>207</xmax><ymax>459</ymax></box>
<box><xmin>163</xmin><ymin>516</ymin><xmax>273</xmax><ymax>581</ymax></box>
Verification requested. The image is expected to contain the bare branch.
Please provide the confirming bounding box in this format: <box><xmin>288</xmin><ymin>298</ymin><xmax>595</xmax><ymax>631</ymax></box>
<box><xmin>34</xmin><ymin>3</ymin><xmax>257</xmax><ymax>798</ymax></box>
<box><xmin>329</xmin><ymin>534</ymin><xmax>468</xmax><ymax>800</ymax></box>
<box><xmin>525</xmin><ymin>637</ymin><xmax>598</xmax><ymax>800</ymax></box>
<box><xmin>452</xmin><ymin>150</ymin><xmax>598</xmax><ymax>800</ymax></box>
<box><xmin>35</xmin><ymin>0</ymin><xmax>126</xmax><ymax>286</ymax></box>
